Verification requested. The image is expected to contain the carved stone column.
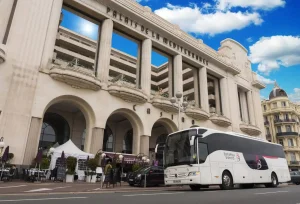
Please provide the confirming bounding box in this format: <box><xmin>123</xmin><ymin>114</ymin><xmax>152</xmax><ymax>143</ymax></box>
<box><xmin>247</xmin><ymin>91</ymin><xmax>256</xmax><ymax>125</ymax></box>
<box><xmin>140</xmin><ymin>38</ymin><xmax>152</xmax><ymax>96</ymax></box>
<box><xmin>193</xmin><ymin>68</ymin><xmax>200</xmax><ymax>107</ymax></box>
<box><xmin>220</xmin><ymin>77</ymin><xmax>230</xmax><ymax>118</ymax></box>
<box><xmin>199</xmin><ymin>67</ymin><xmax>209</xmax><ymax>113</ymax></box>
<box><xmin>97</xmin><ymin>19</ymin><xmax>113</xmax><ymax>84</ymax></box>
<box><xmin>23</xmin><ymin>117</ymin><xmax>42</xmax><ymax>165</ymax></box>
<box><xmin>173</xmin><ymin>55</ymin><xmax>183</xmax><ymax>98</ymax></box>
<box><xmin>90</xmin><ymin>127</ymin><xmax>104</xmax><ymax>154</ymax></box>
<box><xmin>140</xmin><ymin>135</ymin><xmax>150</xmax><ymax>156</ymax></box>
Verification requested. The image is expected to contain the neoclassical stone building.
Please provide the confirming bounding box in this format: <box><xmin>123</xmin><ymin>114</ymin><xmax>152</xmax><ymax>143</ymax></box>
<box><xmin>262</xmin><ymin>83</ymin><xmax>300</xmax><ymax>171</ymax></box>
<box><xmin>0</xmin><ymin>0</ymin><xmax>265</xmax><ymax>166</ymax></box>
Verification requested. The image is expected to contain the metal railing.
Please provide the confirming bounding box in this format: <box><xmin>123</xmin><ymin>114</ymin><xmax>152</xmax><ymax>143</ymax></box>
<box><xmin>276</xmin><ymin>132</ymin><xmax>298</xmax><ymax>136</ymax></box>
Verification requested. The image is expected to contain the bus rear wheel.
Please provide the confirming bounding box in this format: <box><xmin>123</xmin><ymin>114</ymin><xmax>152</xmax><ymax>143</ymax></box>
<box><xmin>265</xmin><ymin>173</ymin><xmax>278</xmax><ymax>188</ymax></box>
<box><xmin>220</xmin><ymin>171</ymin><xmax>233</xmax><ymax>190</ymax></box>
<box><xmin>189</xmin><ymin>185</ymin><xmax>201</xmax><ymax>191</ymax></box>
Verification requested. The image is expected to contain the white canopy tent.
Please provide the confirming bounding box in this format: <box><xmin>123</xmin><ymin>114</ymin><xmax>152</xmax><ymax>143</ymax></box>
<box><xmin>50</xmin><ymin>139</ymin><xmax>95</xmax><ymax>170</ymax></box>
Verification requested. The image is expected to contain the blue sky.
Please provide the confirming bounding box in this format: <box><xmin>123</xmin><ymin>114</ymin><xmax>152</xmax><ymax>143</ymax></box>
<box><xmin>61</xmin><ymin>0</ymin><xmax>300</xmax><ymax>102</ymax></box>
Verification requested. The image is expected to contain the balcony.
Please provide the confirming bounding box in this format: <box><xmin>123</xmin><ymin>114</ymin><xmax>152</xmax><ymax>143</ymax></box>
<box><xmin>289</xmin><ymin>161</ymin><xmax>300</xmax><ymax>166</ymax></box>
<box><xmin>274</xmin><ymin>119</ymin><xmax>296</xmax><ymax>124</ymax></box>
<box><xmin>49</xmin><ymin>58</ymin><xmax>101</xmax><ymax>91</ymax></box>
<box><xmin>239</xmin><ymin>123</ymin><xmax>262</xmax><ymax>136</ymax></box>
<box><xmin>151</xmin><ymin>95</ymin><xmax>178</xmax><ymax>113</ymax></box>
<box><xmin>0</xmin><ymin>44</ymin><xmax>6</xmax><ymax>64</ymax></box>
<box><xmin>209</xmin><ymin>107</ymin><xmax>216</xmax><ymax>113</ymax></box>
<box><xmin>108</xmin><ymin>75</ymin><xmax>148</xmax><ymax>104</ymax></box>
<box><xmin>185</xmin><ymin>103</ymin><xmax>210</xmax><ymax>121</ymax></box>
<box><xmin>210</xmin><ymin>114</ymin><xmax>231</xmax><ymax>127</ymax></box>
<box><xmin>276</xmin><ymin>132</ymin><xmax>299</xmax><ymax>137</ymax></box>
<box><xmin>283</xmin><ymin>146</ymin><xmax>300</xmax><ymax>151</ymax></box>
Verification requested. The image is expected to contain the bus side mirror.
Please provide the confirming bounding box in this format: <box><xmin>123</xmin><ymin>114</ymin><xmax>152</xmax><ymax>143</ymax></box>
<box><xmin>155</xmin><ymin>144</ymin><xmax>159</xmax><ymax>153</ymax></box>
<box><xmin>190</xmin><ymin>136</ymin><xmax>195</xmax><ymax>146</ymax></box>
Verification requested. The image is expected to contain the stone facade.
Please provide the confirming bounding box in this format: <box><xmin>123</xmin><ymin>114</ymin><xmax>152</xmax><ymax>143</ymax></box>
<box><xmin>0</xmin><ymin>0</ymin><xmax>265</xmax><ymax>166</ymax></box>
<box><xmin>262</xmin><ymin>83</ymin><xmax>300</xmax><ymax>171</ymax></box>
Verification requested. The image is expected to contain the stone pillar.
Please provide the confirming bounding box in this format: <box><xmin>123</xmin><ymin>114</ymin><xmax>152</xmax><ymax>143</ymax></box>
<box><xmin>140</xmin><ymin>39</ymin><xmax>152</xmax><ymax>95</ymax></box>
<box><xmin>90</xmin><ymin>128</ymin><xmax>104</xmax><ymax>154</ymax></box>
<box><xmin>199</xmin><ymin>67</ymin><xmax>209</xmax><ymax>113</ymax></box>
<box><xmin>132</xmin><ymin>131</ymin><xmax>141</xmax><ymax>155</ymax></box>
<box><xmin>140</xmin><ymin>135</ymin><xmax>150</xmax><ymax>156</ymax></box>
<box><xmin>97</xmin><ymin>19</ymin><xmax>113</xmax><ymax>84</ymax></box>
<box><xmin>193</xmin><ymin>69</ymin><xmax>200</xmax><ymax>107</ymax></box>
<box><xmin>40</xmin><ymin>0</ymin><xmax>63</xmax><ymax>70</ymax></box>
<box><xmin>240</xmin><ymin>92</ymin><xmax>249</xmax><ymax>123</ymax></box>
<box><xmin>23</xmin><ymin>117</ymin><xmax>42</xmax><ymax>165</ymax></box>
<box><xmin>0</xmin><ymin>0</ymin><xmax>15</xmax><ymax>42</ymax></box>
<box><xmin>214</xmin><ymin>78</ymin><xmax>221</xmax><ymax>114</ymax></box>
<box><xmin>173</xmin><ymin>55</ymin><xmax>183</xmax><ymax>99</ymax></box>
<box><xmin>0</xmin><ymin>0</ymin><xmax>56</xmax><ymax>165</ymax></box>
<box><xmin>247</xmin><ymin>91</ymin><xmax>256</xmax><ymax>125</ymax></box>
<box><xmin>220</xmin><ymin>77</ymin><xmax>230</xmax><ymax>118</ymax></box>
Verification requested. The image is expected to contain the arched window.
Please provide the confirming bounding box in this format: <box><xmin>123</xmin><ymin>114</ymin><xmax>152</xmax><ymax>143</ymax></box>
<box><xmin>123</xmin><ymin>129</ymin><xmax>133</xmax><ymax>154</ymax></box>
<box><xmin>156</xmin><ymin>134</ymin><xmax>168</xmax><ymax>144</ymax></box>
<box><xmin>39</xmin><ymin>113</ymin><xmax>70</xmax><ymax>149</ymax></box>
<box><xmin>103</xmin><ymin>126</ymin><xmax>114</xmax><ymax>152</ymax></box>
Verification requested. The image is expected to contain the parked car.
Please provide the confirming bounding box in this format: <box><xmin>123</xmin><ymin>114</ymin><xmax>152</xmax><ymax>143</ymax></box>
<box><xmin>290</xmin><ymin>171</ymin><xmax>300</xmax><ymax>185</ymax></box>
<box><xmin>127</xmin><ymin>166</ymin><xmax>164</xmax><ymax>187</ymax></box>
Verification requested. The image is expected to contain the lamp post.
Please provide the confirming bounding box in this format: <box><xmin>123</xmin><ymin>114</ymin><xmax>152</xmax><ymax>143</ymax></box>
<box><xmin>118</xmin><ymin>154</ymin><xmax>124</xmax><ymax>186</ymax></box>
<box><xmin>170</xmin><ymin>92</ymin><xmax>188</xmax><ymax>130</ymax></box>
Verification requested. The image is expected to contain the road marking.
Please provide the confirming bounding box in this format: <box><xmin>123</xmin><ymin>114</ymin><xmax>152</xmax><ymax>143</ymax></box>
<box><xmin>255</xmin><ymin>191</ymin><xmax>288</xmax><ymax>195</ymax></box>
<box><xmin>0</xmin><ymin>185</ymin><xmax>27</xmax><ymax>189</ymax></box>
<box><xmin>0</xmin><ymin>197</ymin><xmax>87</xmax><ymax>202</ymax></box>
<box><xmin>24</xmin><ymin>186</ymin><xmax>70</xmax><ymax>192</ymax></box>
<box><xmin>123</xmin><ymin>192</ymin><xmax>185</xmax><ymax>197</ymax></box>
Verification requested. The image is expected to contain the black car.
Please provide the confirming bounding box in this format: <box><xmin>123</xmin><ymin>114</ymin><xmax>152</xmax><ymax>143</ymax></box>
<box><xmin>127</xmin><ymin>166</ymin><xmax>164</xmax><ymax>187</ymax></box>
<box><xmin>290</xmin><ymin>171</ymin><xmax>300</xmax><ymax>185</ymax></box>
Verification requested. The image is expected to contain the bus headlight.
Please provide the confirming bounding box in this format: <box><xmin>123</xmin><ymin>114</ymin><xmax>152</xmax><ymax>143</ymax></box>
<box><xmin>188</xmin><ymin>172</ymin><xmax>200</xmax><ymax>176</ymax></box>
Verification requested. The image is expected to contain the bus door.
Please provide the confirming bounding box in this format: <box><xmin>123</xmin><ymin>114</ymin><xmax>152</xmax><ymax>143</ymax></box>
<box><xmin>197</xmin><ymin>139</ymin><xmax>212</xmax><ymax>184</ymax></box>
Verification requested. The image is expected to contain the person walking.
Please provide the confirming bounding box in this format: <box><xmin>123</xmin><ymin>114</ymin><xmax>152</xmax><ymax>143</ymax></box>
<box><xmin>103</xmin><ymin>160</ymin><xmax>112</xmax><ymax>188</ymax></box>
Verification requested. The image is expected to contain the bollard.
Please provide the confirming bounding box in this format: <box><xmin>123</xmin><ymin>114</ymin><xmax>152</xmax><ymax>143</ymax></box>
<box><xmin>144</xmin><ymin>173</ymin><xmax>147</xmax><ymax>188</ymax></box>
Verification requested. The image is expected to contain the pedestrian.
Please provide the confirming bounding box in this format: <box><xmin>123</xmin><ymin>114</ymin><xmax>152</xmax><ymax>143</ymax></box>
<box><xmin>103</xmin><ymin>160</ymin><xmax>112</xmax><ymax>188</ymax></box>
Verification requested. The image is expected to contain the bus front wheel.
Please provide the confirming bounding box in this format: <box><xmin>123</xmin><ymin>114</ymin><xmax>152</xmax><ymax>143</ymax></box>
<box><xmin>220</xmin><ymin>171</ymin><xmax>233</xmax><ymax>190</ymax></box>
<box><xmin>189</xmin><ymin>185</ymin><xmax>201</xmax><ymax>191</ymax></box>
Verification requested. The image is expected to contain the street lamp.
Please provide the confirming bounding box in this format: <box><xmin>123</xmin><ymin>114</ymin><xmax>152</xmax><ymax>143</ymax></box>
<box><xmin>170</xmin><ymin>91</ymin><xmax>188</xmax><ymax>130</ymax></box>
<box><xmin>0</xmin><ymin>137</ymin><xmax>5</xmax><ymax>156</ymax></box>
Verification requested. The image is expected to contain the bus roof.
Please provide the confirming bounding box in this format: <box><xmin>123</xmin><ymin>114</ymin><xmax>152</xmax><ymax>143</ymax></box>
<box><xmin>168</xmin><ymin>127</ymin><xmax>281</xmax><ymax>146</ymax></box>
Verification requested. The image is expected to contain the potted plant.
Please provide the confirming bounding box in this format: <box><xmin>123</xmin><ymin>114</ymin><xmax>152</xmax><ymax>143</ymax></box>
<box><xmin>66</xmin><ymin>156</ymin><xmax>77</xmax><ymax>183</ymax></box>
<box><xmin>86</xmin><ymin>158</ymin><xmax>98</xmax><ymax>183</ymax></box>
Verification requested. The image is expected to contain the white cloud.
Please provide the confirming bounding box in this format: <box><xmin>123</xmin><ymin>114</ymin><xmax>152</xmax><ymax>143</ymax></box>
<box><xmin>249</xmin><ymin>35</ymin><xmax>300</xmax><ymax>75</ymax></box>
<box><xmin>256</xmin><ymin>73</ymin><xmax>275</xmax><ymax>85</ymax></box>
<box><xmin>289</xmin><ymin>88</ymin><xmax>300</xmax><ymax>102</ymax></box>
<box><xmin>246</xmin><ymin>37</ymin><xmax>253</xmax><ymax>43</ymax></box>
<box><xmin>216</xmin><ymin>0</ymin><xmax>286</xmax><ymax>11</ymax></box>
<box><xmin>154</xmin><ymin>3</ymin><xmax>263</xmax><ymax>36</ymax></box>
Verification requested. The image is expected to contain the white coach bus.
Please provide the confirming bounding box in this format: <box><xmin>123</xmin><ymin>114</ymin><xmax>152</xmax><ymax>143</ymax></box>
<box><xmin>162</xmin><ymin>127</ymin><xmax>291</xmax><ymax>191</ymax></box>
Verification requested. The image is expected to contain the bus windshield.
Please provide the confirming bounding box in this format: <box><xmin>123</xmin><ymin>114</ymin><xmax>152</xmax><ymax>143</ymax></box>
<box><xmin>164</xmin><ymin>129</ymin><xmax>197</xmax><ymax>167</ymax></box>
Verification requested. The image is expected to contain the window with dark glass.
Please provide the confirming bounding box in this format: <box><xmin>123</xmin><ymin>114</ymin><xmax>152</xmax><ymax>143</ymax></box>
<box><xmin>198</xmin><ymin>142</ymin><xmax>208</xmax><ymax>163</ymax></box>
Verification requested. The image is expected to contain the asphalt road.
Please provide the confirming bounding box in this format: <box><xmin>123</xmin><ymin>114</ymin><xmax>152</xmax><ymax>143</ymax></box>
<box><xmin>0</xmin><ymin>185</ymin><xmax>299</xmax><ymax>204</ymax></box>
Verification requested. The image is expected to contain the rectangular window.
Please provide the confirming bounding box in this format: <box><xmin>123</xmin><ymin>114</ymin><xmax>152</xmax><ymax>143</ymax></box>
<box><xmin>277</xmin><ymin>126</ymin><xmax>282</xmax><ymax>133</ymax></box>
<box><xmin>285</xmin><ymin>114</ymin><xmax>289</xmax><ymax>120</ymax></box>
<box><xmin>288</xmin><ymin>139</ymin><xmax>294</xmax><ymax>147</ymax></box>
<box><xmin>266</xmin><ymin>127</ymin><xmax>270</xmax><ymax>134</ymax></box>
<box><xmin>198</xmin><ymin>142</ymin><xmax>208</xmax><ymax>163</ymax></box>
<box><xmin>290</xmin><ymin>152</ymin><xmax>296</xmax><ymax>161</ymax></box>
<box><xmin>286</xmin><ymin>125</ymin><xmax>292</xmax><ymax>132</ymax></box>
<box><xmin>279</xmin><ymin>139</ymin><xmax>283</xmax><ymax>146</ymax></box>
<box><xmin>282</xmin><ymin>101</ymin><xmax>286</xmax><ymax>107</ymax></box>
<box><xmin>238</xmin><ymin>91</ymin><xmax>243</xmax><ymax>120</ymax></box>
<box><xmin>208</xmin><ymin>75</ymin><xmax>221</xmax><ymax>115</ymax></box>
<box><xmin>275</xmin><ymin>114</ymin><xmax>280</xmax><ymax>120</ymax></box>
<box><xmin>182</xmin><ymin>62</ymin><xmax>197</xmax><ymax>108</ymax></box>
<box><xmin>264</xmin><ymin>105</ymin><xmax>267</xmax><ymax>111</ymax></box>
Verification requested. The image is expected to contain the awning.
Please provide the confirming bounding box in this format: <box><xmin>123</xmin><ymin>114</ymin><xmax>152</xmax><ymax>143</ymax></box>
<box><xmin>104</xmin><ymin>152</ymin><xmax>137</xmax><ymax>164</ymax></box>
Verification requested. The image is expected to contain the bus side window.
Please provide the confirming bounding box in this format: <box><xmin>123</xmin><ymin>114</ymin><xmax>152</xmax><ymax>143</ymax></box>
<box><xmin>198</xmin><ymin>143</ymin><xmax>208</xmax><ymax>163</ymax></box>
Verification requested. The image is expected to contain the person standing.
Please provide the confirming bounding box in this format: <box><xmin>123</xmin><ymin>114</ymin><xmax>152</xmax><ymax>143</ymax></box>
<box><xmin>103</xmin><ymin>161</ymin><xmax>112</xmax><ymax>188</ymax></box>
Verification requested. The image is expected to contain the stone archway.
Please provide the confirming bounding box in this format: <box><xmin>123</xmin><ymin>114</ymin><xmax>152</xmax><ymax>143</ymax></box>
<box><xmin>23</xmin><ymin>95</ymin><xmax>96</xmax><ymax>165</ymax></box>
<box><xmin>104</xmin><ymin>108</ymin><xmax>144</xmax><ymax>155</ymax></box>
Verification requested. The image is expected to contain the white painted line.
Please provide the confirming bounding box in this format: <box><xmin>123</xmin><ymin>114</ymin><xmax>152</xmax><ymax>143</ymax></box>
<box><xmin>123</xmin><ymin>192</ymin><xmax>185</xmax><ymax>197</ymax></box>
<box><xmin>0</xmin><ymin>185</ymin><xmax>27</xmax><ymax>189</ymax></box>
<box><xmin>255</xmin><ymin>191</ymin><xmax>288</xmax><ymax>195</ymax></box>
<box><xmin>0</xmin><ymin>197</ymin><xmax>87</xmax><ymax>202</ymax></box>
<box><xmin>24</xmin><ymin>186</ymin><xmax>71</xmax><ymax>192</ymax></box>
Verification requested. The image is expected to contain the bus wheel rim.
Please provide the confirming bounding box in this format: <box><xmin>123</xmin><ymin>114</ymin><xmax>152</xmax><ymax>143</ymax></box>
<box><xmin>272</xmin><ymin>176</ymin><xmax>276</xmax><ymax>185</ymax></box>
<box><xmin>223</xmin><ymin>175</ymin><xmax>231</xmax><ymax>186</ymax></box>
